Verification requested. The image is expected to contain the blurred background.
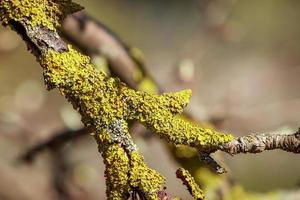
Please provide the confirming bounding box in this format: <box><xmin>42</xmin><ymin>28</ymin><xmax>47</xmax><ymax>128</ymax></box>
<box><xmin>0</xmin><ymin>0</ymin><xmax>300</xmax><ymax>199</ymax></box>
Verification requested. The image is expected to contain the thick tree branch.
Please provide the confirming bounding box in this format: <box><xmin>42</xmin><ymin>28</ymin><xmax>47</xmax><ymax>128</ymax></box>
<box><xmin>20</xmin><ymin>11</ymin><xmax>161</xmax><ymax>162</ymax></box>
<box><xmin>2</xmin><ymin>1</ymin><xmax>225</xmax><ymax>199</ymax></box>
<box><xmin>1</xmin><ymin>1</ymin><xmax>299</xmax><ymax>199</ymax></box>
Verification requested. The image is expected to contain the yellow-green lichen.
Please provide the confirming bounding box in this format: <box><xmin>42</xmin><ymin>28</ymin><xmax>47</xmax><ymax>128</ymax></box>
<box><xmin>39</xmin><ymin>43</ymin><xmax>235</xmax><ymax>200</ymax></box>
<box><xmin>124</xmin><ymin>88</ymin><xmax>234</xmax><ymax>149</ymax></box>
<box><xmin>95</xmin><ymin>130</ymin><xmax>113</xmax><ymax>146</ymax></box>
<box><xmin>41</xmin><ymin>44</ymin><xmax>233</xmax><ymax>152</ymax></box>
<box><xmin>129</xmin><ymin>151</ymin><xmax>165</xmax><ymax>200</ymax></box>
<box><xmin>0</xmin><ymin>1</ymin><xmax>244</xmax><ymax>199</ymax></box>
<box><xmin>40</xmin><ymin>45</ymin><xmax>123</xmax><ymax>128</ymax></box>
<box><xmin>102</xmin><ymin>144</ymin><xmax>130</xmax><ymax>200</ymax></box>
<box><xmin>0</xmin><ymin>0</ymin><xmax>82</xmax><ymax>30</ymax></box>
<box><xmin>176</xmin><ymin>167</ymin><xmax>206</xmax><ymax>200</ymax></box>
<box><xmin>95</xmin><ymin>126</ymin><xmax>164</xmax><ymax>199</ymax></box>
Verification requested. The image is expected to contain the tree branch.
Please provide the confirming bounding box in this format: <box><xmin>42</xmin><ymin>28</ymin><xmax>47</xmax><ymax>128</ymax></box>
<box><xmin>176</xmin><ymin>168</ymin><xmax>206</xmax><ymax>200</ymax></box>
<box><xmin>219</xmin><ymin>128</ymin><xmax>300</xmax><ymax>155</ymax></box>
<box><xmin>1</xmin><ymin>1</ymin><xmax>299</xmax><ymax>199</ymax></box>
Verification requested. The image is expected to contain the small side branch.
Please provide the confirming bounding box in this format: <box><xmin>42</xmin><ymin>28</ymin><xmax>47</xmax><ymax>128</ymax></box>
<box><xmin>219</xmin><ymin>128</ymin><xmax>300</xmax><ymax>155</ymax></box>
<box><xmin>176</xmin><ymin>168</ymin><xmax>206</xmax><ymax>200</ymax></box>
<box><xmin>200</xmin><ymin>129</ymin><xmax>299</xmax><ymax>173</ymax></box>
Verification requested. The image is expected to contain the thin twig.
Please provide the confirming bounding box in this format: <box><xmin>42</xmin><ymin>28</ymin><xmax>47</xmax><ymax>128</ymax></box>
<box><xmin>200</xmin><ymin>129</ymin><xmax>300</xmax><ymax>172</ymax></box>
<box><xmin>219</xmin><ymin>128</ymin><xmax>300</xmax><ymax>155</ymax></box>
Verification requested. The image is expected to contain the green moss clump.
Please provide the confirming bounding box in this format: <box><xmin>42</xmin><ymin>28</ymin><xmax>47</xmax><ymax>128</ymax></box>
<box><xmin>0</xmin><ymin>0</ymin><xmax>82</xmax><ymax>30</ymax></box>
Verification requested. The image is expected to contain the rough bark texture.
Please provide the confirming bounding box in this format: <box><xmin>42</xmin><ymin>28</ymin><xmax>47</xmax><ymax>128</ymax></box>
<box><xmin>220</xmin><ymin>129</ymin><xmax>300</xmax><ymax>155</ymax></box>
